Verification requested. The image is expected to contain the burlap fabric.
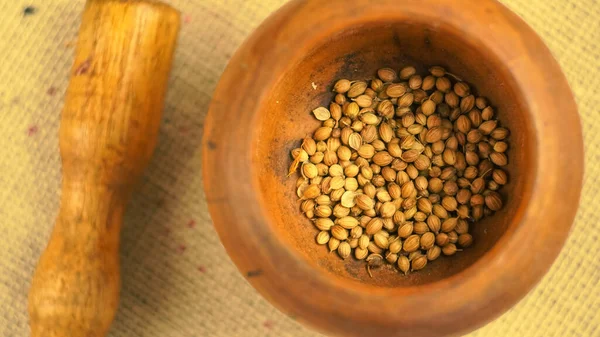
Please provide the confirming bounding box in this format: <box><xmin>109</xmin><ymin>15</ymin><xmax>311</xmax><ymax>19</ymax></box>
<box><xmin>0</xmin><ymin>0</ymin><xmax>598</xmax><ymax>336</ymax></box>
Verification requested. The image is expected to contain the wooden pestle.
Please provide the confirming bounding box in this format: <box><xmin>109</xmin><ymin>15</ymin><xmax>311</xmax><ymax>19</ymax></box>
<box><xmin>28</xmin><ymin>1</ymin><xmax>179</xmax><ymax>336</ymax></box>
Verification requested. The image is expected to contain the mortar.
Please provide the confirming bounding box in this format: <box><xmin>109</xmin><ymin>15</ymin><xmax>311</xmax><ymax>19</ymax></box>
<box><xmin>202</xmin><ymin>0</ymin><xmax>583</xmax><ymax>336</ymax></box>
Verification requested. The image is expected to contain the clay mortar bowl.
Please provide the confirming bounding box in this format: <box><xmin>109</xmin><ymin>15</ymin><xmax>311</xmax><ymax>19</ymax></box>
<box><xmin>202</xmin><ymin>0</ymin><xmax>583</xmax><ymax>336</ymax></box>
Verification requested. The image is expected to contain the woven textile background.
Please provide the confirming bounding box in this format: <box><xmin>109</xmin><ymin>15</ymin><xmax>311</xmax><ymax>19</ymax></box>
<box><xmin>0</xmin><ymin>0</ymin><xmax>598</xmax><ymax>336</ymax></box>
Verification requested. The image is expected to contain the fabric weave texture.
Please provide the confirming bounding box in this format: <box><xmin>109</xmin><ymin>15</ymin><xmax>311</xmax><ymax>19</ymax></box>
<box><xmin>0</xmin><ymin>0</ymin><xmax>598</xmax><ymax>336</ymax></box>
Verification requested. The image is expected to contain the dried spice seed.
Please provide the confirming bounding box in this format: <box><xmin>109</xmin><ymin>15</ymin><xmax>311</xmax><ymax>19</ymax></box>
<box><xmin>400</xmin><ymin>66</ymin><xmax>417</xmax><ymax>79</ymax></box>
<box><xmin>494</xmin><ymin>141</ymin><xmax>508</xmax><ymax>153</ymax></box>
<box><xmin>314</xmin><ymin>127</ymin><xmax>333</xmax><ymax>141</ymax></box>
<box><xmin>411</xmin><ymin>255</ymin><xmax>428</xmax><ymax>271</ymax></box>
<box><xmin>366</xmin><ymin>254</ymin><xmax>384</xmax><ymax>277</ymax></box>
<box><xmin>420</xmin><ymin>232</ymin><xmax>435</xmax><ymax>250</ymax></box>
<box><xmin>398</xmin><ymin>92</ymin><xmax>415</xmax><ymax>107</ymax></box>
<box><xmin>334</xmin><ymin>79</ymin><xmax>351</xmax><ymax>93</ymax></box>
<box><xmin>337</xmin><ymin>216</ymin><xmax>360</xmax><ymax>229</ymax></box>
<box><xmin>315</xmin><ymin>205</ymin><xmax>332</xmax><ymax>218</ymax></box>
<box><xmin>490</xmin><ymin>152</ymin><xmax>508</xmax><ymax>166</ymax></box>
<box><xmin>371</xmin><ymin>78</ymin><xmax>384</xmax><ymax>92</ymax></box>
<box><xmin>348</xmin><ymin>81</ymin><xmax>368</xmax><ymax>98</ymax></box>
<box><xmin>427</xmin><ymin>245</ymin><xmax>441</xmax><ymax>261</ymax></box>
<box><xmin>448</xmin><ymin>231</ymin><xmax>459</xmax><ymax>244</ymax></box>
<box><xmin>387</xmin><ymin>83</ymin><xmax>407</xmax><ymax>98</ymax></box>
<box><xmin>414</xmin><ymin>221</ymin><xmax>429</xmax><ymax>235</ymax></box>
<box><xmin>421</xmin><ymin>99</ymin><xmax>437</xmax><ymax>116</ymax></box>
<box><xmin>442</xmin><ymin>243</ymin><xmax>458</xmax><ymax>255</ymax></box>
<box><xmin>366</xmin><ymin>218</ymin><xmax>384</xmax><ymax>235</ymax></box>
<box><xmin>460</xmin><ymin>95</ymin><xmax>475</xmax><ymax>113</ymax></box>
<box><xmin>441</xmin><ymin>217</ymin><xmax>458</xmax><ymax>233</ymax></box>
<box><xmin>403</xmin><ymin>235</ymin><xmax>420</xmax><ymax>253</ymax></box>
<box><xmin>378</xmin><ymin>68</ymin><xmax>397</xmax><ymax>82</ymax></box>
<box><xmin>422</xmin><ymin>75</ymin><xmax>436</xmax><ymax>91</ymax></box>
<box><xmin>373</xmin><ymin>151</ymin><xmax>393</xmax><ymax>166</ymax></box>
<box><xmin>469</xmin><ymin>109</ymin><xmax>483</xmax><ymax>127</ymax></box>
<box><xmin>328</xmin><ymin>238</ymin><xmax>340</xmax><ymax>252</ymax></box>
<box><xmin>338</xmin><ymin>241</ymin><xmax>351</xmax><ymax>259</ymax></box>
<box><xmin>458</xmin><ymin>233</ymin><xmax>473</xmax><ymax>247</ymax></box>
<box><xmin>354</xmin><ymin>94</ymin><xmax>373</xmax><ymax>108</ymax></box>
<box><xmin>409</xmin><ymin>75</ymin><xmax>423</xmax><ymax>90</ymax></box>
<box><xmin>476</xmin><ymin>97</ymin><xmax>488</xmax><ymax>110</ymax></box>
<box><xmin>316</xmin><ymin>231</ymin><xmax>330</xmax><ymax>245</ymax></box>
<box><xmin>374</xmin><ymin>232</ymin><xmax>389</xmax><ymax>249</ymax></box>
<box><xmin>401</xmin><ymin>149</ymin><xmax>420</xmax><ymax>163</ymax></box>
<box><xmin>355</xmin><ymin>247</ymin><xmax>369</xmax><ymax>260</ymax></box>
<box><xmin>445</xmin><ymin>92</ymin><xmax>460</xmax><ymax>108</ymax></box>
<box><xmin>314</xmin><ymin>218</ymin><xmax>334</xmax><ymax>231</ymax></box>
<box><xmin>385</xmin><ymin>252</ymin><xmax>399</xmax><ymax>264</ymax></box>
<box><xmin>493</xmin><ymin>169</ymin><xmax>508</xmax><ymax>185</ymax></box>
<box><xmin>397</xmin><ymin>255</ymin><xmax>410</xmax><ymax>274</ymax></box>
<box><xmin>485</xmin><ymin>191</ymin><xmax>503</xmax><ymax>211</ymax></box>
<box><xmin>436</xmin><ymin>233</ymin><xmax>450</xmax><ymax>247</ymax></box>
<box><xmin>331</xmin><ymin>225</ymin><xmax>349</xmax><ymax>241</ymax></box>
<box><xmin>427</xmin><ymin>215</ymin><xmax>441</xmax><ymax>233</ymax></box>
<box><xmin>312</xmin><ymin>107</ymin><xmax>331</xmax><ymax>121</ymax></box>
<box><xmin>454</xmin><ymin>82</ymin><xmax>470</xmax><ymax>97</ymax></box>
<box><xmin>358</xmin><ymin>144</ymin><xmax>376</xmax><ymax>159</ymax></box>
<box><xmin>429</xmin><ymin>66</ymin><xmax>446</xmax><ymax>77</ymax></box>
<box><xmin>398</xmin><ymin>223</ymin><xmax>414</xmax><ymax>238</ymax></box>
<box><xmin>491</xmin><ymin>127</ymin><xmax>509</xmax><ymax>140</ymax></box>
<box><xmin>436</xmin><ymin>77</ymin><xmax>452</xmax><ymax>92</ymax></box>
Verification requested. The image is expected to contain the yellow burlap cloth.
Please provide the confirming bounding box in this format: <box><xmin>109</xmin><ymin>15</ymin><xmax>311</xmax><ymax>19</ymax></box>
<box><xmin>0</xmin><ymin>0</ymin><xmax>598</xmax><ymax>336</ymax></box>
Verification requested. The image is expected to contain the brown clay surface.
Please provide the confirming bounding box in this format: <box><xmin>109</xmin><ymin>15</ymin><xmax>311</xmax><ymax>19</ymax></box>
<box><xmin>254</xmin><ymin>22</ymin><xmax>532</xmax><ymax>287</ymax></box>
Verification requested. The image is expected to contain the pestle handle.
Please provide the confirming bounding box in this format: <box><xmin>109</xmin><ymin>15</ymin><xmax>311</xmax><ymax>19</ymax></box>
<box><xmin>28</xmin><ymin>1</ymin><xmax>179</xmax><ymax>336</ymax></box>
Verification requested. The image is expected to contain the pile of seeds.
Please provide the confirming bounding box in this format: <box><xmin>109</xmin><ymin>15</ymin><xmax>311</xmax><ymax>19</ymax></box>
<box><xmin>289</xmin><ymin>66</ymin><xmax>509</xmax><ymax>275</ymax></box>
